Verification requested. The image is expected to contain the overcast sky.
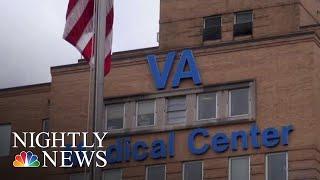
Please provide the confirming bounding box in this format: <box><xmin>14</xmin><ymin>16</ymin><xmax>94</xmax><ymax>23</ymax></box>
<box><xmin>0</xmin><ymin>0</ymin><xmax>159</xmax><ymax>89</ymax></box>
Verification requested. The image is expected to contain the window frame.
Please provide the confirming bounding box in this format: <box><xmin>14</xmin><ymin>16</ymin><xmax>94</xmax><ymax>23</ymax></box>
<box><xmin>0</xmin><ymin>123</ymin><xmax>12</xmax><ymax>157</ymax></box>
<box><xmin>228</xmin><ymin>87</ymin><xmax>251</xmax><ymax>118</ymax></box>
<box><xmin>136</xmin><ymin>99</ymin><xmax>156</xmax><ymax>128</ymax></box>
<box><xmin>203</xmin><ymin>15</ymin><xmax>222</xmax><ymax>41</ymax></box>
<box><xmin>234</xmin><ymin>11</ymin><xmax>253</xmax><ymax>24</ymax></box>
<box><xmin>228</xmin><ymin>156</ymin><xmax>251</xmax><ymax>180</ymax></box>
<box><xmin>105</xmin><ymin>103</ymin><xmax>125</xmax><ymax>131</ymax></box>
<box><xmin>146</xmin><ymin>164</ymin><xmax>166</xmax><ymax>180</ymax></box>
<box><xmin>196</xmin><ymin>92</ymin><xmax>218</xmax><ymax>121</ymax></box>
<box><xmin>233</xmin><ymin>10</ymin><xmax>253</xmax><ymax>37</ymax></box>
<box><xmin>265</xmin><ymin>152</ymin><xmax>288</xmax><ymax>180</ymax></box>
<box><xmin>41</xmin><ymin>119</ymin><xmax>49</xmax><ymax>148</ymax></box>
<box><xmin>166</xmin><ymin>96</ymin><xmax>187</xmax><ymax>124</ymax></box>
<box><xmin>182</xmin><ymin>161</ymin><xmax>203</xmax><ymax>180</ymax></box>
<box><xmin>102</xmin><ymin>169</ymin><xmax>123</xmax><ymax>180</ymax></box>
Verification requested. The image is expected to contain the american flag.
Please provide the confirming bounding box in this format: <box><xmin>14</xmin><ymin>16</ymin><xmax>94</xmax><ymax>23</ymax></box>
<box><xmin>63</xmin><ymin>0</ymin><xmax>114</xmax><ymax>76</ymax></box>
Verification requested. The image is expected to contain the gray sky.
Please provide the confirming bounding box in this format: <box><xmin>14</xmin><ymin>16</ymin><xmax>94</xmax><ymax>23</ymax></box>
<box><xmin>0</xmin><ymin>0</ymin><xmax>159</xmax><ymax>89</ymax></box>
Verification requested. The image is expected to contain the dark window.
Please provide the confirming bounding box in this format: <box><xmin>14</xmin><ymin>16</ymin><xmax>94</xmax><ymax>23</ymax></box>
<box><xmin>229</xmin><ymin>156</ymin><xmax>250</xmax><ymax>180</ymax></box>
<box><xmin>183</xmin><ymin>161</ymin><xmax>203</xmax><ymax>180</ymax></box>
<box><xmin>234</xmin><ymin>11</ymin><xmax>253</xmax><ymax>36</ymax></box>
<box><xmin>70</xmin><ymin>173</ymin><xmax>89</xmax><ymax>180</ymax></box>
<box><xmin>266</xmin><ymin>153</ymin><xmax>287</xmax><ymax>180</ymax></box>
<box><xmin>229</xmin><ymin>88</ymin><xmax>249</xmax><ymax>117</ymax></box>
<box><xmin>203</xmin><ymin>16</ymin><xmax>221</xmax><ymax>41</ymax></box>
<box><xmin>41</xmin><ymin>119</ymin><xmax>49</xmax><ymax>147</ymax></box>
<box><xmin>103</xmin><ymin>169</ymin><xmax>122</xmax><ymax>180</ymax></box>
<box><xmin>147</xmin><ymin>165</ymin><xmax>166</xmax><ymax>180</ymax></box>
<box><xmin>198</xmin><ymin>92</ymin><xmax>217</xmax><ymax>120</ymax></box>
<box><xmin>106</xmin><ymin>104</ymin><xmax>124</xmax><ymax>130</ymax></box>
<box><xmin>137</xmin><ymin>100</ymin><xmax>155</xmax><ymax>127</ymax></box>
<box><xmin>0</xmin><ymin>124</ymin><xmax>11</xmax><ymax>157</ymax></box>
<box><xmin>167</xmin><ymin>96</ymin><xmax>186</xmax><ymax>124</ymax></box>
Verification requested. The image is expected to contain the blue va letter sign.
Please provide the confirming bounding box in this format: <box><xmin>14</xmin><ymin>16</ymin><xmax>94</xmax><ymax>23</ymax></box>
<box><xmin>147</xmin><ymin>49</ymin><xmax>202</xmax><ymax>90</ymax></box>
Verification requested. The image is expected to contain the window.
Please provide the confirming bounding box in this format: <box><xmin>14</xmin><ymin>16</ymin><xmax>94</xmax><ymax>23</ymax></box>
<box><xmin>137</xmin><ymin>100</ymin><xmax>155</xmax><ymax>127</ymax></box>
<box><xmin>146</xmin><ymin>165</ymin><xmax>166</xmax><ymax>180</ymax></box>
<box><xmin>266</xmin><ymin>152</ymin><xmax>288</xmax><ymax>180</ymax></box>
<box><xmin>229</xmin><ymin>88</ymin><xmax>249</xmax><ymax>117</ymax></box>
<box><xmin>203</xmin><ymin>15</ymin><xmax>221</xmax><ymax>41</ymax></box>
<box><xmin>197</xmin><ymin>92</ymin><xmax>217</xmax><ymax>120</ymax></box>
<box><xmin>70</xmin><ymin>173</ymin><xmax>89</xmax><ymax>180</ymax></box>
<box><xmin>183</xmin><ymin>161</ymin><xmax>203</xmax><ymax>180</ymax></box>
<box><xmin>234</xmin><ymin>11</ymin><xmax>253</xmax><ymax>36</ymax></box>
<box><xmin>42</xmin><ymin>119</ymin><xmax>49</xmax><ymax>132</ymax></box>
<box><xmin>167</xmin><ymin>96</ymin><xmax>186</xmax><ymax>124</ymax></box>
<box><xmin>229</xmin><ymin>156</ymin><xmax>250</xmax><ymax>180</ymax></box>
<box><xmin>41</xmin><ymin>119</ymin><xmax>49</xmax><ymax>147</ymax></box>
<box><xmin>106</xmin><ymin>104</ymin><xmax>124</xmax><ymax>130</ymax></box>
<box><xmin>0</xmin><ymin>124</ymin><xmax>11</xmax><ymax>157</ymax></box>
<box><xmin>103</xmin><ymin>169</ymin><xmax>122</xmax><ymax>180</ymax></box>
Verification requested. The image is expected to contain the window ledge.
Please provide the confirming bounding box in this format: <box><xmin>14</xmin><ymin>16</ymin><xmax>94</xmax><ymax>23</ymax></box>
<box><xmin>234</xmin><ymin>34</ymin><xmax>252</xmax><ymax>41</ymax></box>
<box><xmin>203</xmin><ymin>39</ymin><xmax>222</xmax><ymax>46</ymax></box>
<box><xmin>106</xmin><ymin>118</ymin><xmax>255</xmax><ymax>138</ymax></box>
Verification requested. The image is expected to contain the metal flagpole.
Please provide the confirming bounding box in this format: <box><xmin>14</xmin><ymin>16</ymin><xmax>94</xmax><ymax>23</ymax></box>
<box><xmin>92</xmin><ymin>0</ymin><xmax>107</xmax><ymax>180</ymax></box>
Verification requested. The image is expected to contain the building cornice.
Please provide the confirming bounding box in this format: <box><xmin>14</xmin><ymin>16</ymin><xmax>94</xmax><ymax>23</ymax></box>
<box><xmin>0</xmin><ymin>83</ymin><xmax>51</xmax><ymax>98</ymax></box>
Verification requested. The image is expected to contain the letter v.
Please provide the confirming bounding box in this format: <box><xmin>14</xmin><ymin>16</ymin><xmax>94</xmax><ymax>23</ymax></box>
<box><xmin>147</xmin><ymin>51</ymin><xmax>176</xmax><ymax>90</ymax></box>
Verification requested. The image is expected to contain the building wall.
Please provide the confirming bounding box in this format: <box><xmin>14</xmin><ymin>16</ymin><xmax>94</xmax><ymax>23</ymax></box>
<box><xmin>96</xmin><ymin>34</ymin><xmax>320</xmax><ymax>179</ymax></box>
<box><xmin>0</xmin><ymin>84</ymin><xmax>50</xmax><ymax>179</ymax></box>
<box><xmin>50</xmin><ymin>65</ymin><xmax>91</xmax><ymax>132</ymax></box>
<box><xmin>44</xmin><ymin>31</ymin><xmax>320</xmax><ymax>179</ymax></box>
<box><xmin>159</xmin><ymin>0</ymin><xmax>303</xmax><ymax>50</ymax></box>
<box><xmin>0</xmin><ymin>0</ymin><xmax>320</xmax><ymax>179</ymax></box>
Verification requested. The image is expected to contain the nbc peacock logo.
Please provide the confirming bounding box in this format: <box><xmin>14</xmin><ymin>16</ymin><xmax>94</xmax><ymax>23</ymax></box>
<box><xmin>13</xmin><ymin>151</ymin><xmax>40</xmax><ymax>168</ymax></box>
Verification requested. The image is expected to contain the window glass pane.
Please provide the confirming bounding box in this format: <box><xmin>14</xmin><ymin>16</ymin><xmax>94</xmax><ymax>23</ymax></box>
<box><xmin>167</xmin><ymin>97</ymin><xmax>186</xmax><ymax>123</ymax></box>
<box><xmin>168</xmin><ymin>111</ymin><xmax>185</xmax><ymax>123</ymax></box>
<box><xmin>203</xmin><ymin>16</ymin><xmax>222</xmax><ymax>41</ymax></box>
<box><xmin>236</xmin><ymin>11</ymin><xmax>252</xmax><ymax>24</ymax></box>
<box><xmin>106</xmin><ymin>104</ymin><xmax>124</xmax><ymax>130</ymax></box>
<box><xmin>205</xmin><ymin>16</ymin><xmax>221</xmax><ymax>28</ymax></box>
<box><xmin>230</xmin><ymin>157</ymin><xmax>249</xmax><ymax>180</ymax></box>
<box><xmin>103</xmin><ymin>169</ymin><xmax>122</xmax><ymax>180</ymax></box>
<box><xmin>267</xmin><ymin>153</ymin><xmax>287</xmax><ymax>180</ymax></box>
<box><xmin>230</xmin><ymin>88</ymin><xmax>249</xmax><ymax>116</ymax></box>
<box><xmin>0</xmin><ymin>124</ymin><xmax>11</xmax><ymax>156</ymax></box>
<box><xmin>184</xmin><ymin>161</ymin><xmax>202</xmax><ymax>180</ymax></box>
<box><xmin>168</xmin><ymin>97</ymin><xmax>186</xmax><ymax>111</ymax></box>
<box><xmin>70</xmin><ymin>173</ymin><xmax>89</xmax><ymax>180</ymax></box>
<box><xmin>198</xmin><ymin>93</ymin><xmax>216</xmax><ymax>120</ymax></box>
<box><xmin>137</xmin><ymin>100</ymin><xmax>155</xmax><ymax>127</ymax></box>
<box><xmin>147</xmin><ymin>165</ymin><xmax>166</xmax><ymax>180</ymax></box>
<box><xmin>42</xmin><ymin>119</ymin><xmax>49</xmax><ymax>132</ymax></box>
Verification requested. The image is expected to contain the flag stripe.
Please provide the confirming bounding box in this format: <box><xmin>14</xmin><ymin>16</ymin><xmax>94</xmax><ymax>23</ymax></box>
<box><xmin>105</xmin><ymin>8</ymin><xmax>114</xmax><ymax>36</ymax></box>
<box><xmin>65</xmin><ymin>0</ymin><xmax>94</xmax><ymax>45</ymax></box>
<box><xmin>76</xmin><ymin>18</ymin><xmax>93</xmax><ymax>52</ymax></box>
<box><xmin>104</xmin><ymin>53</ymin><xmax>112</xmax><ymax>76</ymax></box>
<box><xmin>66</xmin><ymin>0</ymin><xmax>78</xmax><ymax>18</ymax></box>
<box><xmin>64</xmin><ymin>0</ymin><xmax>114</xmax><ymax>76</ymax></box>
<box><xmin>64</xmin><ymin>0</ymin><xmax>90</xmax><ymax>38</ymax></box>
<box><xmin>82</xmin><ymin>38</ymin><xmax>93</xmax><ymax>61</ymax></box>
<box><xmin>104</xmin><ymin>32</ymin><xmax>112</xmax><ymax>57</ymax></box>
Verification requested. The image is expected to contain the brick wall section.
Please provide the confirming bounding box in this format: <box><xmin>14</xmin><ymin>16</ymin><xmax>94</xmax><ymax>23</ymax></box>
<box><xmin>0</xmin><ymin>0</ymin><xmax>320</xmax><ymax>179</ymax></box>
<box><xmin>50</xmin><ymin>65</ymin><xmax>91</xmax><ymax>132</ymax></box>
<box><xmin>0</xmin><ymin>83</ymin><xmax>50</xmax><ymax>179</ymax></box>
<box><xmin>159</xmin><ymin>0</ymin><xmax>304</xmax><ymax>50</ymax></box>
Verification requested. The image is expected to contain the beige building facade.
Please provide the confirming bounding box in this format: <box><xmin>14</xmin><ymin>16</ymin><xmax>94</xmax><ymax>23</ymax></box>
<box><xmin>1</xmin><ymin>0</ymin><xmax>320</xmax><ymax>179</ymax></box>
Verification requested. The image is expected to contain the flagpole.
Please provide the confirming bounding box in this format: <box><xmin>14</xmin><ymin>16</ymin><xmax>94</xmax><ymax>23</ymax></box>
<box><xmin>92</xmin><ymin>0</ymin><xmax>107</xmax><ymax>180</ymax></box>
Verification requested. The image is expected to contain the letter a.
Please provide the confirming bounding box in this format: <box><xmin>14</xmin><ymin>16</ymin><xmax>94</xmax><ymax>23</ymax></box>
<box><xmin>172</xmin><ymin>50</ymin><xmax>202</xmax><ymax>88</ymax></box>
